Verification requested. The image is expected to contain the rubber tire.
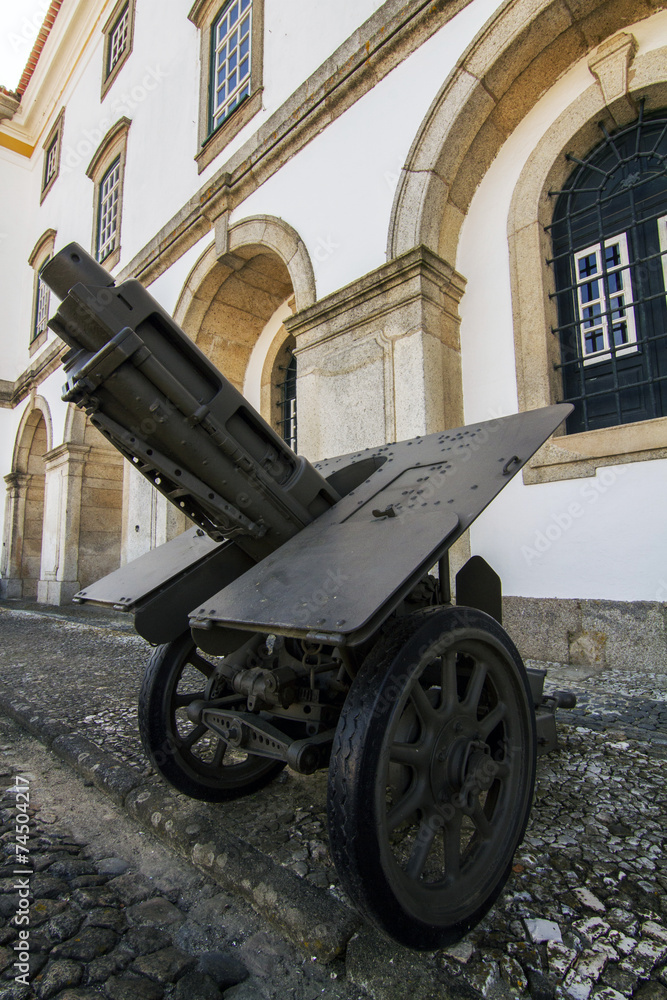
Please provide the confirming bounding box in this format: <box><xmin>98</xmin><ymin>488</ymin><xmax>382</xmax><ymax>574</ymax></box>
<box><xmin>138</xmin><ymin>632</ymin><xmax>285</xmax><ymax>801</ymax></box>
<box><xmin>326</xmin><ymin>606</ymin><xmax>536</xmax><ymax>950</ymax></box>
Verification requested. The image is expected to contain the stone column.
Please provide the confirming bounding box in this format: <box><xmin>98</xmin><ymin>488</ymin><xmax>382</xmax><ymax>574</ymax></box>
<box><xmin>37</xmin><ymin>443</ymin><xmax>89</xmax><ymax>605</ymax></box>
<box><xmin>285</xmin><ymin>246</ymin><xmax>466</xmax><ymax>461</ymax></box>
<box><xmin>0</xmin><ymin>473</ymin><xmax>30</xmax><ymax>598</ymax></box>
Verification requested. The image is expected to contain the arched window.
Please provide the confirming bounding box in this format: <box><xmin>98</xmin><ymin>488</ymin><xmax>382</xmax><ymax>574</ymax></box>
<box><xmin>550</xmin><ymin>106</ymin><xmax>667</xmax><ymax>434</ymax></box>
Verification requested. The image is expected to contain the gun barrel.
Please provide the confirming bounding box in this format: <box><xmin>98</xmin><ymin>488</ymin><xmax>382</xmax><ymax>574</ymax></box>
<box><xmin>42</xmin><ymin>243</ymin><xmax>339</xmax><ymax>561</ymax></box>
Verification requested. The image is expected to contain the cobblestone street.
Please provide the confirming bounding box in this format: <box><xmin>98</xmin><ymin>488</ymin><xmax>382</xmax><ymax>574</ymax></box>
<box><xmin>0</xmin><ymin>599</ymin><xmax>665</xmax><ymax>1000</ymax></box>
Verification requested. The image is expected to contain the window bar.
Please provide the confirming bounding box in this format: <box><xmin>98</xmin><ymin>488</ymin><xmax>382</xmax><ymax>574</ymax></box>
<box><xmin>275</xmin><ymin>350</ymin><xmax>297</xmax><ymax>452</ymax></box>
<box><xmin>566</xmin><ymin>169</ymin><xmax>590</xmax><ymax>429</ymax></box>
<box><xmin>556</xmin><ymin>370</ymin><xmax>667</xmax><ymax>405</ymax></box>
<box><xmin>629</xmin><ymin>119</ymin><xmax>660</xmax><ymax>420</ymax></box>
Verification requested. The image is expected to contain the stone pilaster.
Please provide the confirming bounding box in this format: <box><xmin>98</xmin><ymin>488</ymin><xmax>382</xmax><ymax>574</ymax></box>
<box><xmin>284</xmin><ymin>246</ymin><xmax>466</xmax><ymax>460</ymax></box>
<box><xmin>0</xmin><ymin>473</ymin><xmax>30</xmax><ymax>598</ymax></box>
<box><xmin>37</xmin><ymin>443</ymin><xmax>89</xmax><ymax>605</ymax></box>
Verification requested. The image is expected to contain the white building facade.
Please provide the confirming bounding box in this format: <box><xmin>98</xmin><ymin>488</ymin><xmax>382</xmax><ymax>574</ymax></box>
<box><xmin>1</xmin><ymin>0</ymin><xmax>666</xmax><ymax>669</ymax></box>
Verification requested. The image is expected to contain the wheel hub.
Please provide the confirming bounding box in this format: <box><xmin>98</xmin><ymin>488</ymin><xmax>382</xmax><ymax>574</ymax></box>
<box><xmin>430</xmin><ymin>718</ymin><xmax>492</xmax><ymax>803</ymax></box>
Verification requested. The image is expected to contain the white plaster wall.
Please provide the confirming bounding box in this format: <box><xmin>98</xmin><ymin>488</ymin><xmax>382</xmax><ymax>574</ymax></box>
<box><xmin>457</xmin><ymin>14</ymin><xmax>667</xmax><ymax>601</ymax></box>
<box><xmin>261</xmin><ymin>0</ymin><xmax>387</xmax><ymax>113</ymax></box>
<box><xmin>243</xmin><ymin>298</ymin><xmax>293</xmax><ymax>409</ymax></box>
<box><xmin>0</xmin><ymin>149</ymin><xmax>40</xmax><ymax>380</ymax></box>
<box><xmin>231</xmin><ymin>0</ymin><xmax>500</xmax><ymax>297</ymax></box>
<box><xmin>146</xmin><ymin>232</ymin><xmax>214</xmax><ymax>315</ymax></box>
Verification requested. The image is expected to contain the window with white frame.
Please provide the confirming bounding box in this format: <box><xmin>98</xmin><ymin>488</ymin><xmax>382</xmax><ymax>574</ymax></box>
<box><xmin>101</xmin><ymin>0</ymin><xmax>135</xmax><ymax>98</ymax></box>
<box><xmin>211</xmin><ymin>0</ymin><xmax>252</xmax><ymax>132</ymax></box>
<box><xmin>33</xmin><ymin>260</ymin><xmax>51</xmax><ymax>343</ymax></box>
<box><xmin>97</xmin><ymin>157</ymin><xmax>121</xmax><ymax>262</ymax></box>
<box><xmin>28</xmin><ymin>230</ymin><xmax>56</xmax><ymax>352</ymax></box>
<box><xmin>86</xmin><ymin>118</ymin><xmax>131</xmax><ymax>272</ymax></box>
<box><xmin>550</xmin><ymin>107</ymin><xmax>667</xmax><ymax>434</ymax></box>
<box><xmin>108</xmin><ymin>3</ymin><xmax>129</xmax><ymax>75</ymax></box>
<box><xmin>573</xmin><ymin>234</ymin><xmax>637</xmax><ymax>364</ymax></box>
<box><xmin>40</xmin><ymin>109</ymin><xmax>64</xmax><ymax>203</ymax></box>
<box><xmin>189</xmin><ymin>0</ymin><xmax>264</xmax><ymax>172</ymax></box>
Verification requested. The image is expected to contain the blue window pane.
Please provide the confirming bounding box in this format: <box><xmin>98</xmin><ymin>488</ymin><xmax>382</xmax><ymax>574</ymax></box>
<box><xmin>229</xmin><ymin>29</ymin><xmax>238</xmax><ymax>48</ymax></box>
<box><xmin>240</xmin><ymin>82</ymin><xmax>250</xmax><ymax>98</ymax></box>
<box><xmin>607</xmin><ymin>271</ymin><xmax>622</xmax><ymax>293</ymax></box>
<box><xmin>228</xmin><ymin>69</ymin><xmax>237</xmax><ymax>90</ymax></box>
<box><xmin>612</xmin><ymin>324</ymin><xmax>628</xmax><ymax>346</ymax></box>
<box><xmin>229</xmin><ymin>50</ymin><xmax>237</xmax><ymax>71</ymax></box>
<box><xmin>229</xmin><ymin>2</ymin><xmax>238</xmax><ymax>25</ymax></box>
<box><xmin>217</xmin><ymin>67</ymin><xmax>225</xmax><ymax>87</ymax></box>
<box><xmin>217</xmin><ymin>82</ymin><xmax>226</xmax><ymax>101</ymax></box>
<box><xmin>606</xmin><ymin>244</ymin><xmax>621</xmax><ymax>267</ymax></box>
<box><xmin>240</xmin><ymin>36</ymin><xmax>249</xmax><ymax>57</ymax></box>
<box><xmin>241</xmin><ymin>0</ymin><xmax>250</xmax><ymax>9</ymax></box>
<box><xmin>580</xmin><ymin>280</ymin><xmax>599</xmax><ymax>303</ymax></box>
<box><xmin>583</xmin><ymin>304</ymin><xmax>601</xmax><ymax>326</ymax></box>
<box><xmin>239</xmin><ymin>55</ymin><xmax>249</xmax><ymax>78</ymax></box>
<box><xmin>585</xmin><ymin>330</ymin><xmax>604</xmax><ymax>353</ymax></box>
<box><xmin>240</xmin><ymin>14</ymin><xmax>250</xmax><ymax>35</ymax></box>
<box><xmin>578</xmin><ymin>253</ymin><xmax>598</xmax><ymax>278</ymax></box>
<box><xmin>217</xmin><ymin>17</ymin><xmax>227</xmax><ymax>43</ymax></box>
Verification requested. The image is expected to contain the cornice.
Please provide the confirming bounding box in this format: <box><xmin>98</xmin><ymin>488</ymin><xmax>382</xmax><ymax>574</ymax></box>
<box><xmin>284</xmin><ymin>246</ymin><xmax>465</xmax><ymax>342</ymax></box>
<box><xmin>119</xmin><ymin>0</ymin><xmax>473</xmax><ymax>287</ymax></box>
<box><xmin>3</xmin><ymin>340</ymin><xmax>67</xmax><ymax>410</ymax></box>
<box><xmin>0</xmin><ymin>0</ymin><xmax>112</xmax><ymax>154</ymax></box>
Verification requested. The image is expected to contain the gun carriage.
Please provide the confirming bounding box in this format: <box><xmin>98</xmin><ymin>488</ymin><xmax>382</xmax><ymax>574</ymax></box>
<box><xmin>43</xmin><ymin>244</ymin><xmax>574</xmax><ymax>950</ymax></box>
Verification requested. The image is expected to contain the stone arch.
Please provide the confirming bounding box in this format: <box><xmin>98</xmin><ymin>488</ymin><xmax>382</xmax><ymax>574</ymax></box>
<box><xmin>1</xmin><ymin>398</ymin><xmax>52</xmax><ymax>598</ymax></box>
<box><xmin>387</xmin><ymin>0</ymin><xmax>660</xmax><ymax>266</ymax></box>
<box><xmin>12</xmin><ymin>397</ymin><xmax>53</xmax><ymax>473</ymax></box>
<box><xmin>63</xmin><ymin>402</ymin><xmax>87</xmax><ymax>446</ymax></box>
<box><xmin>173</xmin><ymin>215</ymin><xmax>309</xmax><ymax>393</ymax></box>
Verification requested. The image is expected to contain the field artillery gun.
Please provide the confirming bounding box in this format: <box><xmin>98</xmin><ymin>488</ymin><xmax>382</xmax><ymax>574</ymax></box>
<box><xmin>43</xmin><ymin>244</ymin><xmax>574</xmax><ymax>950</ymax></box>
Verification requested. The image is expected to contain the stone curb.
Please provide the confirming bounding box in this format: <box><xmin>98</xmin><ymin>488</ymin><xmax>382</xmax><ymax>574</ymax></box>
<box><xmin>0</xmin><ymin>680</ymin><xmax>359</xmax><ymax>963</ymax></box>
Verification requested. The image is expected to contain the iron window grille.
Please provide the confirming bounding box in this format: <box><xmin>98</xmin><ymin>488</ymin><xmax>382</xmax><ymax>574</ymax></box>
<box><xmin>276</xmin><ymin>348</ymin><xmax>297</xmax><ymax>452</ymax></box>
<box><xmin>97</xmin><ymin>157</ymin><xmax>121</xmax><ymax>262</ymax></box>
<box><xmin>107</xmin><ymin>3</ymin><xmax>130</xmax><ymax>77</ymax></box>
<box><xmin>548</xmin><ymin>105</ymin><xmax>667</xmax><ymax>434</ymax></box>
<box><xmin>32</xmin><ymin>258</ymin><xmax>51</xmax><ymax>343</ymax></box>
<box><xmin>210</xmin><ymin>0</ymin><xmax>252</xmax><ymax>134</ymax></box>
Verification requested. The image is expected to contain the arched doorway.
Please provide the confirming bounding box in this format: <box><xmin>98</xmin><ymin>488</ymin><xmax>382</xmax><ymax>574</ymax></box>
<box><xmin>120</xmin><ymin>217</ymin><xmax>313</xmax><ymax>563</ymax></box>
<box><xmin>1</xmin><ymin>406</ymin><xmax>50</xmax><ymax>599</ymax></box>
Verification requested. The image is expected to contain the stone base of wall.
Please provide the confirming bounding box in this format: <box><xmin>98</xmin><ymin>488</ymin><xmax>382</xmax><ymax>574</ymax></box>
<box><xmin>503</xmin><ymin>596</ymin><xmax>667</xmax><ymax>677</ymax></box>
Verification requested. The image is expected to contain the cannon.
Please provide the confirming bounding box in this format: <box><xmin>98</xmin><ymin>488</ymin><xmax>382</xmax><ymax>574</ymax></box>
<box><xmin>43</xmin><ymin>243</ymin><xmax>574</xmax><ymax>950</ymax></box>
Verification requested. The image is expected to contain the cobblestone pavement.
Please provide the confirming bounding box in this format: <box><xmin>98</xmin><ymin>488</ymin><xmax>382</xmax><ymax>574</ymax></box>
<box><xmin>0</xmin><ymin>599</ymin><xmax>666</xmax><ymax>1000</ymax></box>
<box><xmin>0</xmin><ymin>710</ymin><xmax>355</xmax><ymax>1000</ymax></box>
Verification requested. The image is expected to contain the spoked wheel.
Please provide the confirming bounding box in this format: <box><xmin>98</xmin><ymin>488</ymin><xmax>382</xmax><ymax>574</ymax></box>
<box><xmin>327</xmin><ymin>606</ymin><xmax>536</xmax><ymax>950</ymax></box>
<box><xmin>138</xmin><ymin>631</ymin><xmax>285</xmax><ymax>801</ymax></box>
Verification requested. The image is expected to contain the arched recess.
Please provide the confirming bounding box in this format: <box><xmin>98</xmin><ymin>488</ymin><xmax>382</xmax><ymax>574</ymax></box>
<box><xmin>387</xmin><ymin>0</ymin><xmax>663</xmax><ymax>266</ymax></box>
<box><xmin>173</xmin><ymin>214</ymin><xmax>311</xmax><ymax>392</ymax></box>
<box><xmin>76</xmin><ymin>415</ymin><xmax>124</xmax><ymax>591</ymax></box>
<box><xmin>123</xmin><ymin>217</ymin><xmax>307</xmax><ymax>553</ymax></box>
<box><xmin>507</xmin><ymin>58</ymin><xmax>667</xmax><ymax>483</ymax></box>
<box><xmin>1</xmin><ymin>398</ymin><xmax>52</xmax><ymax>598</ymax></box>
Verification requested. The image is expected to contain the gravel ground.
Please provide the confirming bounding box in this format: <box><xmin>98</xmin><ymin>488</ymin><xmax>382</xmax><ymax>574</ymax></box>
<box><xmin>0</xmin><ymin>599</ymin><xmax>666</xmax><ymax>1000</ymax></box>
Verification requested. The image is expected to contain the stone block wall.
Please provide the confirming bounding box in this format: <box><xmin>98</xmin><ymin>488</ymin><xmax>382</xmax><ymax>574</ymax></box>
<box><xmin>503</xmin><ymin>596</ymin><xmax>667</xmax><ymax>676</ymax></box>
